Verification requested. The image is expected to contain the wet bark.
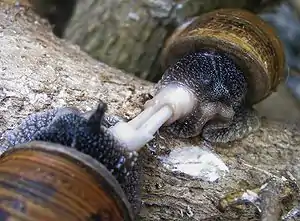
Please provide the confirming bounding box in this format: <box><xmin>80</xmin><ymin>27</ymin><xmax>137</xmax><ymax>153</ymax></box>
<box><xmin>0</xmin><ymin>3</ymin><xmax>299</xmax><ymax>221</ymax></box>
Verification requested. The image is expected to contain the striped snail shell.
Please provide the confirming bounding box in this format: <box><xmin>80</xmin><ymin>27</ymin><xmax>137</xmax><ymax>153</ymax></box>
<box><xmin>0</xmin><ymin>141</ymin><xmax>135</xmax><ymax>221</ymax></box>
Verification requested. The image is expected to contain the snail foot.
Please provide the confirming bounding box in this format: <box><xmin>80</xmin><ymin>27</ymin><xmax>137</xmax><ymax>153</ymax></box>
<box><xmin>1</xmin><ymin>101</ymin><xmax>142</xmax><ymax>215</ymax></box>
<box><xmin>1</xmin><ymin>107</ymin><xmax>80</xmax><ymax>151</ymax></box>
<box><xmin>202</xmin><ymin>107</ymin><xmax>261</xmax><ymax>143</ymax></box>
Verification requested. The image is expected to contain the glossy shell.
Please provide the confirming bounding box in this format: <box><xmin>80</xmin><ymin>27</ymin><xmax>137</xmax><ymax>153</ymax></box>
<box><xmin>0</xmin><ymin>141</ymin><xmax>134</xmax><ymax>221</ymax></box>
<box><xmin>161</xmin><ymin>8</ymin><xmax>286</xmax><ymax>105</ymax></box>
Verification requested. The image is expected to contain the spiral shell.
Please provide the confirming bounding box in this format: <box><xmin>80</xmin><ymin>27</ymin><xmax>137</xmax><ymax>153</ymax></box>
<box><xmin>161</xmin><ymin>8</ymin><xmax>286</xmax><ymax>104</ymax></box>
<box><xmin>0</xmin><ymin>141</ymin><xmax>134</xmax><ymax>221</ymax></box>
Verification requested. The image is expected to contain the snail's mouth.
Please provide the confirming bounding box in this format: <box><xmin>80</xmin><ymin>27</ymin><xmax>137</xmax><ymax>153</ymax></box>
<box><xmin>108</xmin><ymin>83</ymin><xmax>197</xmax><ymax>151</ymax></box>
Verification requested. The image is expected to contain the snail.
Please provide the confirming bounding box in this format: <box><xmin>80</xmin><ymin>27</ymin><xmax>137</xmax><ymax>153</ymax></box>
<box><xmin>109</xmin><ymin>8</ymin><xmax>286</xmax><ymax>149</ymax></box>
<box><xmin>1</xmin><ymin>101</ymin><xmax>141</xmax><ymax>220</ymax></box>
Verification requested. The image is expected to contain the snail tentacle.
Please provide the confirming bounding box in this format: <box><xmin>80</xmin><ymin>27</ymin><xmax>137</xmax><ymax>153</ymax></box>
<box><xmin>1</xmin><ymin>101</ymin><xmax>142</xmax><ymax>215</ymax></box>
<box><xmin>202</xmin><ymin>107</ymin><xmax>261</xmax><ymax>143</ymax></box>
<box><xmin>81</xmin><ymin>108</ymin><xmax>127</xmax><ymax>128</ymax></box>
<box><xmin>94</xmin><ymin>9</ymin><xmax>285</xmax><ymax>148</ymax></box>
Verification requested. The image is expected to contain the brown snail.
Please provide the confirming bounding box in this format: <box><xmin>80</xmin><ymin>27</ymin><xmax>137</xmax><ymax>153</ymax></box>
<box><xmin>0</xmin><ymin>101</ymin><xmax>141</xmax><ymax>220</ymax></box>
<box><xmin>109</xmin><ymin>8</ymin><xmax>286</xmax><ymax>148</ymax></box>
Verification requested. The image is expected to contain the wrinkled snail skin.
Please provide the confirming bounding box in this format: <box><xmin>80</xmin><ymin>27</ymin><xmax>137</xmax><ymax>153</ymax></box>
<box><xmin>1</xmin><ymin>101</ymin><xmax>141</xmax><ymax>217</ymax></box>
<box><xmin>155</xmin><ymin>50</ymin><xmax>255</xmax><ymax>142</ymax></box>
<box><xmin>1</xmin><ymin>107</ymin><xmax>81</xmax><ymax>153</ymax></box>
<box><xmin>106</xmin><ymin>8</ymin><xmax>286</xmax><ymax>149</ymax></box>
<box><xmin>152</xmin><ymin>8</ymin><xmax>286</xmax><ymax>143</ymax></box>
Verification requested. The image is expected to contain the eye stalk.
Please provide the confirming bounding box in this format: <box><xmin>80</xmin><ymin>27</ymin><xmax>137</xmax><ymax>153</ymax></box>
<box><xmin>1</xmin><ymin>101</ymin><xmax>142</xmax><ymax>217</ymax></box>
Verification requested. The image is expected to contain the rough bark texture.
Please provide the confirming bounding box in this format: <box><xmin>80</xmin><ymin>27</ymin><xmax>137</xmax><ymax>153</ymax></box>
<box><xmin>63</xmin><ymin>0</ymin><xmax>282</xmax><ymax>82</ymax></box>
<box><xmin>0</xmin><ymin>3</ymin><xmax>300</xmax><ymax>221</ymax></box>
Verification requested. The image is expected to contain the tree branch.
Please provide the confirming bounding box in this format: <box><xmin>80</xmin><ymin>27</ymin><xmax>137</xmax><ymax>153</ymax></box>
<box><xmin>0</xmin><ymin>3</ymin><xmax>299</xmax><ymax>220</ymax></box>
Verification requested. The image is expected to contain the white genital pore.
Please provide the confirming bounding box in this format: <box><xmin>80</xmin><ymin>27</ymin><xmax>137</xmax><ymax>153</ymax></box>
<box><xmin>108</xmin><ymin>84</ymin><xmax>197</xmax><ymax>151</ymax></box>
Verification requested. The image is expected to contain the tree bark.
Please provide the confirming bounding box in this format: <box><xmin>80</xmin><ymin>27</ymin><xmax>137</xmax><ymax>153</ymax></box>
<box><xmin>0</xmin><ymin>3</ymin><xmax>299</xmax><ymax>221</ymax></box>
<box><xmin>63</xmin><ymin>0</ymin><xmax>283</xmax><ymax>82</ymax></box>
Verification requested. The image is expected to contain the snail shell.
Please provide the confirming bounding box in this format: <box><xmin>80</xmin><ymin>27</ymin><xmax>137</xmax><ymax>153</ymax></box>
<box><xmin>0</xmin><ymin>141</ymin><xmax>134</xmax><ymax>221</ymax></box>
<box><xmin>161</xmin><ymin>8</ymin><xmax>285</xmax><ymax>105</ymax></box>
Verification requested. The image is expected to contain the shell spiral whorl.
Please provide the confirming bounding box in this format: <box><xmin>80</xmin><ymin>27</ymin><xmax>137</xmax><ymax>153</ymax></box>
<box><xmin>0</xmin><ymin>141</ymin><xmax>134</xmax><ymax>221</ymax></box>
<box><xmin>0</xmin><ymin>101</ymin><xmax>141</xmax><ymax>220</ymax></box>
<box><xmin>161</xmin><ymin>8</ymin><xmax>285</xmax><ymax>105</ymax></box>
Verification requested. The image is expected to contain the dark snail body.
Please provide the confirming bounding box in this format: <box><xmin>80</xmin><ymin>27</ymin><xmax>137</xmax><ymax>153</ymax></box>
<box><xmin>1</xmin><ymin>107</ymin><xmax>80</xmax><ymax>150</ymax></box>
<box><xmin>1</xmin><ymin>101</ymin><xmax>141</xmax><ymax>217</ymax></box>
<box><xmin>155</xmin><ymin>8</ymin><xmax>285</xmax><ymax>143</ymax></box>
<box><xmin>156</xmin><ymin>50</ymin><xmax>260</xmax><ymax>142</ymax></box>
<box><xmin>159</xmin><ymin>51</ymin><xmax>248</xmax><ymax>107</ymax></box>
<box><xmin>156</xmin><ymin>50</ymin><xmax>252</xmax><ymax>141</ymax></box>
<box><xmin>107</xmin><ymin>9</ymin><xmax>286</xmax><ymax>149</ymax></box>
